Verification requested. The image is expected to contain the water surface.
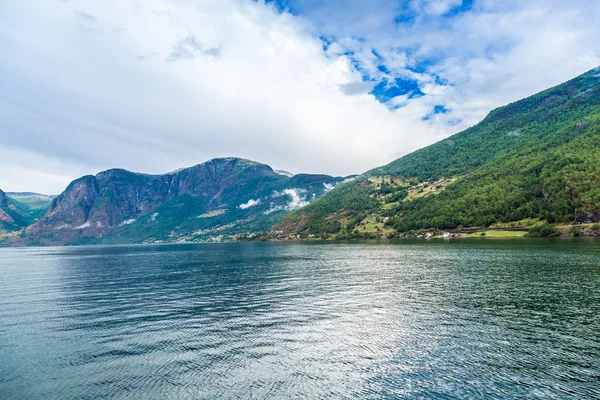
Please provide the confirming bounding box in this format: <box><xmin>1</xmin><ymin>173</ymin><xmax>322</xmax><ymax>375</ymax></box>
<box><xmin>1</xmin><ymin>240</ymin><xmax>599</xmax><ymax>399</ymax></box>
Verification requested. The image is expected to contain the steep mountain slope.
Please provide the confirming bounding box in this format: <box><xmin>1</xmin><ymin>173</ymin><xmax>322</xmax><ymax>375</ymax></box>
<box><xmin>278</xmin><ymin>67</ymin><xmax>600</xmax><ymax>238</ymax></box>
<box><xmin>0</xmin><ymin>189</ymin><xmax>36</xmax><ymax>234</ymax></box>
<box><xmin>25</xmin><ymin>158</ymin><xmax>346</xmax><ymax>245</ymax></box>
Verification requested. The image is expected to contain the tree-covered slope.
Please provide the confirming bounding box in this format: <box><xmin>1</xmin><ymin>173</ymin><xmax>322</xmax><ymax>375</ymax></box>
<box><xmin>0</xmin><ymin>189</ymin><xmax>37</xmax><ymax>234</ymax></box>
<box><xmin>277</xmin><ymin>67</ymin><xmax>600</xmax><ymax>238</ymax></box>
<box><xmin>6</xmin><ymin>193</ymin><xmax>56</xmax><ymax>213</ymax></box>
<box><xmin>24</xmin><ymin>158</ymin><xmax>347</xmax><ymax>245</ymax></box>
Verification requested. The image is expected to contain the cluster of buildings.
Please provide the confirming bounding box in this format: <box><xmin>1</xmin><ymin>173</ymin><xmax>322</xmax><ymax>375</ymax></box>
<box><xmin>416</xmin><ymin>233</ymin><xmax>434</xmax><ymax>239</ymax></box>
<box><xmin>443</xmin><ymin>232</ymin><xmax>462</xmax><ymax>239</ymax></box>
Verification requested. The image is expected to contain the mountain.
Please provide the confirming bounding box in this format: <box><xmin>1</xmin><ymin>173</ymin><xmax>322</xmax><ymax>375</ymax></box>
<box><xmin>6</xmin><ymin>192</ymin><xmax>56</xmax><ymax>220</ymax></box>
<box><xmin>277</xmin><ymin>67</ymin><xmax>600</xmax><ymax>238</ymax></box>
<box><xmin>24</xmin><ymin>158</ymin><xmax>347</xmax><ymax>245</ymax></box>
<box><xmin>6</xmin><ymin>192</ymin><xmax>56</xmax><ymax>211</ymax></box>
<box><xmin>0</xmin><ymin>189</ymin><xmax>37</xmax><ymax>235</ymax></box>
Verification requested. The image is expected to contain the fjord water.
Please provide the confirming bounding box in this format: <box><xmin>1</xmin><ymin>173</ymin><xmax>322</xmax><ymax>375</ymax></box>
<box><xmin>1</xmin><ymin>241</ymin><xmax>599</xmax><ymax>399</ymax></box>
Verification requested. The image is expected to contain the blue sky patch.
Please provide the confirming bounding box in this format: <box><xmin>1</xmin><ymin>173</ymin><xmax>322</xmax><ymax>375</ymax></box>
<box><xmin>423</xmin><ymin>104</ymin><xmax>451</xmax><ymax>120</ymax></box>
<box><xmin>263</xmin><ymin>0</ymin><xmax>297</xmax><ymax>14</ymax></box>
<box><xmin>377</xmin><ymin>64</ymin><xmax>390</xmax><ymax>74</ymax></box>
<box><xmin>262</xmin><ymin>0</ymin><xmax>480</xmax><ymax>110</ymax></box>
<box><xmin>434</xmin><ymin>104</ymin><xmax>449</xmax><ymax>114</ymax></box>
<box><xmin>319</xmin><ymin>35</ymin><xmax>333</xmax><ymax>51</ymax></box>
<box><xmin>394</xmin><ymin>13</ymin><xmax>416</xmax><ymax>26</ymax></box>
<box><xmin>370</xmin><ymin>77</ymin><xmax>424</xmax><ymax>103</ymax></box>
<box><xmin>371</xmin><ymin>49</ymin><xmax>384</xmax><ymax>61</ymax></box>
<box><xmin>447</xmin><ymin>0</ymin><xmax>474</xmax><ymax>16</ymax></box>
<box><xmin>394</xmin><ymin>0</ymin><xmax>417</xmax><ymax>25</ymax></box>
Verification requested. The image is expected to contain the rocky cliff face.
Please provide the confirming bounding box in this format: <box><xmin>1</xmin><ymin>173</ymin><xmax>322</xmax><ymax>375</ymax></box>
<box><xmin>28</xmin><ymin>171</ymin><xmax>151</xmax><ymax>243</ymax></box>
<box><xmin>27</xmin><ymin>158</ymin><xmax>346</xmax><ymax>245</ymax></box>
<box><xmin>0</xmin><ymin>189</ymin><xmax>9</xmax><ymax>208</ymax></box>
<box><xmin>0</xmin><ymin>190</ymin><xmax>14</xmax><ymax>231</ymax></box>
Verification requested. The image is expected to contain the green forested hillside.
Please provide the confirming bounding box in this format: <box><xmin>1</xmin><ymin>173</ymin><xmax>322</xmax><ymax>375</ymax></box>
<box><xmin>6</xmin><ymin>193</ymin><xmax>55</xmax><ymax>220</ymax></box>
<box><xmin>277</xmin><ymin>67</ymin><xmax>600</xmax><ymax>238</ymax></box>
<box><xmin>0</xmin><ymin>189</ymin><xmax>37</xmax><ymax>234</ymax></box>
<box><xmin>6</xmin><ymin>192</ymin><xmax>55</xmax><ymax>210</ymax></box>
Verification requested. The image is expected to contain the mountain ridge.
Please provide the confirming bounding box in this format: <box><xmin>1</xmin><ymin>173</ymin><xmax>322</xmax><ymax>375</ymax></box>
<box><xmin>18</xmin><ymin>157</ymin><xmax>348</xmax><ymax>245</ymax></box>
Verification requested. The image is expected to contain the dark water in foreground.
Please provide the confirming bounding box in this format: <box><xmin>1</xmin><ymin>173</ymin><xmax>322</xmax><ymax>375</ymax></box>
<box><xmin>0</xmin><ymin>240</ymin><xmax>599</xmax><ymax>399</ymax></box>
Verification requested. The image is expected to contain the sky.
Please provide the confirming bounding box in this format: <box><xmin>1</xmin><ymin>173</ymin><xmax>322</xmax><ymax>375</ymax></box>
<box><xmin>1</xmin><ymin>0</ymin><xmax>599</xmax><ymax>194</ymax></box>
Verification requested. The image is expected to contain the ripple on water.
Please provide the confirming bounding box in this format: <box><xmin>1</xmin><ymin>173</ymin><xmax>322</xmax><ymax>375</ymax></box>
<box><xmin>0</xmin><ymin>241</ymin><xmax>599</xmax><ymax>399</ymax></box>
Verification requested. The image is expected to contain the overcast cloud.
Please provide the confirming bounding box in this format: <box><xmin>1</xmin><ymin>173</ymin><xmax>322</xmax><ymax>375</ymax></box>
<box><xmin>0</xmin><ymin>0</ymin><xmax>599</xmax><ymax>193</ymax></box>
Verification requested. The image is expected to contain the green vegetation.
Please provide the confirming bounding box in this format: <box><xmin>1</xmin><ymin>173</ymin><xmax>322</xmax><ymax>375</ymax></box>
<box><xmin>277</xmin><ymin>67</ymin><xmax>600</xmax><ymax>238</ymax></box>
<box><xmin>526</xmin><ymin>222</ymin><xmax>560</xmax><ymax>237</ymax></box>
<box><xmin>490</xmin><ymin>218</ymin><xmax>540</xmax><ymax>228</ymax></box>
<box><xmin>461</xmin><ymin>231</ymin><xmax>528</xmax><ymax>238</ymax></box>
<box><xmin>0</xmin><ymin>190</ymin><xmax>39</xmax><ymax>233</ymax></box>
<box><xmin>6</xmin><ymin>193</ymin><xmax>55</xmax><ymax>211</ymax></box>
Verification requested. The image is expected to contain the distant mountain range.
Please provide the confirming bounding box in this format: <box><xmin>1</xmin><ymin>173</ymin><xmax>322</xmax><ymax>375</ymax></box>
<box><xmin>5</xmin><ymin>192</ymin><xmax>56</xmax><ymax>213</ymax></box>
<box><xmin>0</xmin><ymin>189</ymin><xmax>55</xmax><ymax>236</ymax></box>
<box><xmin>276</xmin><ymin>66</ymin><xmax>600</xmax><ymax>238</ymax></box>
<box><xmin>1</xmin><ymin>189</ymin><xmax>33</xmax><ymax>234</ymax></box>
<box><xmin>1</xmin><ymin>158</ymin><xmax>349</xmax><ymax>246</ymax></box>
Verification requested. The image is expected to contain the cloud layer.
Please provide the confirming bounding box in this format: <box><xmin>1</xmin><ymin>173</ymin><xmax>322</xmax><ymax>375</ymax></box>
<box><xmin>0</xmin><ymin>0</ymin><xmax>599</xmax><ymax>193</ymax></box>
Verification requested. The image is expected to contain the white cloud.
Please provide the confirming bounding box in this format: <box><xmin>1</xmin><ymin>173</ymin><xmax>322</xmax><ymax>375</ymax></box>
<box><xmin>119</xmin><ymin>218</ymin><xmax>136</xmax><ymax>226</ymax></box>
<box><xmin>266</xmin><ymin>188</ymin><xmax>310</xmax><ymax>214</ymax></box>
<box><xmin>239</xmin><ymin>199</ymin><xmax>261</xmax><ymax>209</ymax></box>
<box><xmin>0</xmin><ymin>0</ymin><xmax>598</xmax><ymax>195</ymax></box>
<box><xmin>74</xmin><ymin>221</ymin><xmax>92</xmax><ymax>229</ymax></box>
<box><xmin>422</xmin><ymin>0</ymin><xmax>464</xmax><ymax>16</ymax></box>
<box><xmin>53</xmin><ymin>224</ymin><xmax>71</xmax><ymax>230</ymax></box>
<box><xmin>282</xmin><ymin>189</ymin><xmax>310</xmax><ymax>209</ymax></box>
<box><xmin>167</xmin><ymin>34</ymin><xmax>221</xmax><ymax>62</ymax></box>
<box><xmin>274</xmin><ymin>170</ymin><xmax>295</xmax><ymax>177</ymax></box>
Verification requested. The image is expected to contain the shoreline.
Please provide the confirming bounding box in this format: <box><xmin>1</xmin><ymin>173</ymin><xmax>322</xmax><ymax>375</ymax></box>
<box><xmin>259</xmin><ymin>223</ymin><xmax>600</xmax><ymax>242</ymax></box>
<box><xmin>3</xmin><ymin>224</ymin><xmax>599</xmax><ymax>248</ymax></box>
<box><xmin>3</xmin><ymin>235</ymin><xmax>600</xmax><ymax>249</ymax></box>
